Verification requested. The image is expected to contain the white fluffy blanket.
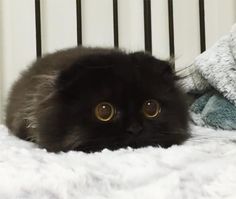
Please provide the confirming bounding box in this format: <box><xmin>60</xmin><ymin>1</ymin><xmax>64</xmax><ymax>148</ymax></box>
<box><xmin>0</xmin><ymin>125</ymin><xmax>236</xmax><ymax>199</ymax></box>
<box><xmin>178</xmin><ymin>24</ymin><xmax>236</xmax><ymax>106</ymax></box>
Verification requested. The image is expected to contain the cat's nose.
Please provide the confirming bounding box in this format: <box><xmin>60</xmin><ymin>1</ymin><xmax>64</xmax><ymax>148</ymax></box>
<box><xmin>126</xmin><ymin>123</ymin><xmax>143</xmax><ymax>135</ymax></box>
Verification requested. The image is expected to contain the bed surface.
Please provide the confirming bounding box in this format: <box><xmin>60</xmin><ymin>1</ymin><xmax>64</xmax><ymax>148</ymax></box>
<box><xmin>0</xmin><ymin>124</ymin><xmax>236</xmax><ymax>199</ymax></box>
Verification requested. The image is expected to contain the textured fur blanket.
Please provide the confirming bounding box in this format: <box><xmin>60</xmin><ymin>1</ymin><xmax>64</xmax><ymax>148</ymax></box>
<box><xmin>1</xmin><ymin>124</ymin><xmax>236</xmax><ymax>199</ymax></box>
<box><xmin>179</xmin><ymin>24</ymin><xmax>236</xmax><ymax>104</ymax></box>
<box><xmin>178</xmin><ymin>24</ymin><xmax>236</xmax><ymax>130</ymax></box>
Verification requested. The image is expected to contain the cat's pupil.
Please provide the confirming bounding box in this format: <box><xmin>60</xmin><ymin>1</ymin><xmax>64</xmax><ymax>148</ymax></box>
<box><xmin>100</xmin><ymin>105</ymin><xmax>110</xmax><ymax>117</ymax></box>
<box><xmin>143</xmin><ymin>99</ymin><xmax>161</xmax><ymax>118</ymax></box>
<box><xmin>95</xmin><ymin>102</ymin><xmax>115</xmax><ymax>121</ymax></box>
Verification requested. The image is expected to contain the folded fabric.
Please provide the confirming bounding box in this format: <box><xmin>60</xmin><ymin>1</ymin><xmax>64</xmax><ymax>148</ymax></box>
<box><xmin>178</xmin><ymin>24</ymin><xmax>236</xmax><ymax>129</ymax></box>
<box><xmin>190</xmin><ymin>91</ymin><xmax>236</xmax><ymax>130</ymax></box>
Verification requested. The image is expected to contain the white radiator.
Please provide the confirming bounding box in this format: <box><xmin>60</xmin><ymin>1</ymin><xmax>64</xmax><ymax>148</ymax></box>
<box><xmin>0</xmin><ymin>0</ymin><xmax>235</xmax><ymax>123</ymax></box>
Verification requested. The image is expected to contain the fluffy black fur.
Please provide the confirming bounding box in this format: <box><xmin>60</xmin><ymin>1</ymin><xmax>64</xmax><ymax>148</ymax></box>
<box><xmin>6</xmin><ymin>47</ymin><xmax>189</xmax><ymax>152</ymax></box>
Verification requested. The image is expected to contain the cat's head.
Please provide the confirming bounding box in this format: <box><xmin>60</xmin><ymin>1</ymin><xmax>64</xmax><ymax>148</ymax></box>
<box><xmin>37</xmin><ymin>50</ymin><xmax>189</xmax><ymax>152</ymax></box>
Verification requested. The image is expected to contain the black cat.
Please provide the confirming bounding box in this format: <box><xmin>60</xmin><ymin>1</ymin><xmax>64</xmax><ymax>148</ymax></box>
<box><xmin>6</xmin><ymin>47</ymin><xmax>189</xmax><ymax>152</ymax></box>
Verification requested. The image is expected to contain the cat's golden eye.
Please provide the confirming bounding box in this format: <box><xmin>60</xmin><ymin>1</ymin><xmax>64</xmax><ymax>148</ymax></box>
<box><xmin>143</xmin><ymin>99</ymin><xmax>161</xmax><ymax>118</ymax></box>
<box><xmin>95</xmin><ymin>102</ymin><xmax>116</xmax><ymax>122</ymax></box>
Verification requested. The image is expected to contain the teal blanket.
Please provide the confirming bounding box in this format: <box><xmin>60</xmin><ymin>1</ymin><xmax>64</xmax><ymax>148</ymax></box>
<box><xmin>190</xmin><ymin>91</ymin><xmax>236</xmax><ymax>130</ymax></box>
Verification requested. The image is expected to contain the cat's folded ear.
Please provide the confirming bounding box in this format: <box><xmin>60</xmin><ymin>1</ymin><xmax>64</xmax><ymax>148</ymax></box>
<box><xmin>55</xmin><ymin>61</ymin><xmax>86</xmax><ymax>94</ymax></box>
<box><xmin>158</xmin><ymin>60</ymin><xmax>174</xmax><ymax>77</ymax></box>
<box><xmin>131</xmin><ymin>52</ymin><xmax>174</xmax><ymax>80</ymax></box>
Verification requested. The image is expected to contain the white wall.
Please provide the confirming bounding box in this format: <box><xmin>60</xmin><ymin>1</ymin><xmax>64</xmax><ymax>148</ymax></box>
<box><xmin>205</xmin><ymin>0</ymin><xmax>236</xmax><ymax>47</ymax></box>
<box><xmin>0</xmin><ymin>0</ymin><xmax>236</xmax><ymax>123</ymax></box>
<box><xmin>0</xmin><ymin>0</ymin><xmax>37</xmax><ymax>123</ymax></box>
<box><xmin>41</xmin><ymin>0</ymin><xmax>78</xmax><ymax>54</ymax></box>
<box><xmin>0</xmin><ymin>0</ymin><xmax>3</xmax><ymax>124</ymax></box>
